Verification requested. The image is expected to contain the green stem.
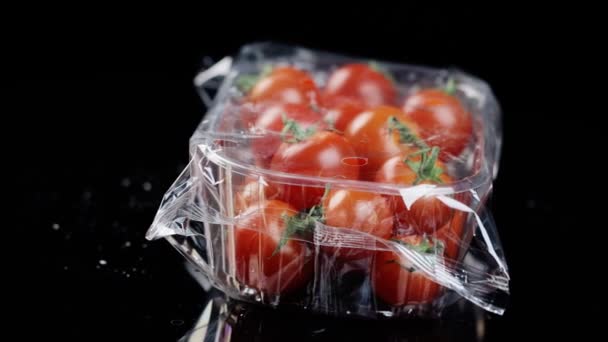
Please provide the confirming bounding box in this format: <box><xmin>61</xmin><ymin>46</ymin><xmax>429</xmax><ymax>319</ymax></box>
<box><xmin>444</xmin><ymin>77</ymin><xmax>456</xmax><ymax>95</ymax></box>
<box><xmin>404</xmin><ymin>146</ymin><xmax>444</xmax><ymax>184</ymax></box>
<box><xmin>281</xmin><ymin>114</ymin><xmax>317</xmax><ymax>143</ymax></box>
<box><xmin>387</xmin><ymin>116</ymin><xmax>428</xmax><ymax>149</ymax></box>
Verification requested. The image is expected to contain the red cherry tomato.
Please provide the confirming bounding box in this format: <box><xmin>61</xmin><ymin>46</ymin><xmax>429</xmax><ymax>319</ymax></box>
<box><xmin>249</xmin><ymin>66</ymin><xmax>321</xmax><ymax>106</ymax></box>
<box><xmin>436</xmin><ymin>209</ymin><xmax>467</xmax><ymax>260</ymax></box>
<box><xmin>249</xmin><ymin>103</ymin><xmax>323</xmax><ymax>167</ymax></box>
<box><xmin>344</xmin><ymin>106</ymin><xmax>422</xmax><ymax>180</ymax></box>
<box><xmin>375</xmin><ymin>153</ymin><xmax>453</xmax><ymax>235</ymax></box>
<box><xmin>270</xmin><ymin>131</ymin><xmax>360</xmax><ymax>210</ymax></box>
<box><xmin>234</xmin><ymin>200</ymin><xmax>313</xmax><ymax>295</ymax></box>
<box><xmin>323</xmin><ymin>95</ymin><xmax>367</xmax><ymax>132</ymax></box>
<box><xmin>324</xmin><ymin>63</ymin><xmax>396</xmax><ymax>107</ymax></box>
<box><xmin>403</xmin><ymin>89</ymin><xmax>473</xmax><ymax>159</ymax></box>
<box><xmin>373</xmin><ymin>235</ymin><xmax>442</xmax><ymax>306</ymax></box>
<box><xmin>321</xmin><ymin>189</ymin><xmax>393</xmax><ymax>260</ymax></box>
<box><xmin>235</xmin><ymin>179</ymin><xmax>279</xmax><ymax>212</ymax></box>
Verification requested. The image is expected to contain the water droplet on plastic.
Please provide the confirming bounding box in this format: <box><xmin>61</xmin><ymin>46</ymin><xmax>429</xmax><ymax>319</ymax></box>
<box><xmin>99</xmin><ymin>259</ymin><xmax>107</xmax><ymax>265</ymax></box>
<box><xmin>52</xmin><ymin>223</ymin><xmax>60</xmax><ymax>230</ymax></box>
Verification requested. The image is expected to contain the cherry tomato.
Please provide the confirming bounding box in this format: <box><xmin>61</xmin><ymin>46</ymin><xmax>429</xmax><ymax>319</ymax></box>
<box><xmin>436</xmin><ymin>209</ymin><xmax>466</xmax><ymax>260</ymax></box>
<box><xmin>270</xmin><ymin>131</ymin><xmax>360</xmax><ymax>210</ymax></box>
<box><xmin>323</xmin><ymin>95</ymin><xmax>367</xmax><ymax>132</ymax></box>
<box><xmin>234</xmin><ymin>200</ymin><xmax>313</xmax><ymax>295</ymax></box>
<box><xmin>375</xmin><ymin>152</ymin><xmax>453</xmax><ymax>235</ymax></box>
<box><xmin>249</xmin><ymin>66</ymin><xmax>321</xmax><ymax>106</ymax></box>
<box><xmin>320</xmin><ymin>189</ymin><xmax>394</xmax><ymax>260</ymax></box>
<box><xmin>235</xmin><ymin>179</ymin><xmax>279</xmax><ymax>212</ymax></box>
<box><xmin>403</xmin><ymin>89</ymin><xmax>473</xmax><ymax>159</ymax></box>
<box><xmin>344</xmin><ymin>106</ymin><xmax>422</xmax><ymax>179</ymax></box>
<box><xmin>372</xmin><ymin>235</ymin><xmax>442</xmax><ymax>306</ymax></box>
<box><xmin>249</xmin><ymin>103</ymin><xmax>323</xmax><ymax>167</ymax></box>
<box><xmin>324</xmin><ymin>63</ymin><xmax>396</xmax><ymax>107</ymax></box>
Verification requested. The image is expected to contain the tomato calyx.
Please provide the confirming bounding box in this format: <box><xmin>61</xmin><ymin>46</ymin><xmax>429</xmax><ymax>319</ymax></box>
<box><xmin>281</xmin><ymin>113</ymin><xmax>318</xmax><ymax>143</ymax></box>
<box><xmin>387</xmin><ymin>236</ymin><xmax>445</xmax><ymax>272</ymax></box>
<box><xmin>443</xmin><ymin>77</ymin><xmax>457</xmax><ymax>95</ymax></box>
<box><xmin>405</xmin><ymin>146</ymin><xmax>444</xmax><ymax>185</ymax></box>
<box><xmin>272</xmin><ymin>186</ymin><xmax>330</xmax><ymax>256</ymax></box>
<box><xmin>387</xmin><ymin>116</ymin><xmax>428</xmax><ymax>149</ymax></box>
<box><xmin>369</xmin><ymin>61</ymin><xmax>395</xmax><ymax>84</ymax></box>
<box><xmin>235</xmin><ymin>65</ymin><xmax>273</xmax><ymax>93</ymax></box>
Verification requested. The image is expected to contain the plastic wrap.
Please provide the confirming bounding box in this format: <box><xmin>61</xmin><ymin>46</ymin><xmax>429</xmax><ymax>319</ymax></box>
<box><xmin>147</xmin><ymin>42</ymin><xmax>509</xmax><ymax>318</ymax></box>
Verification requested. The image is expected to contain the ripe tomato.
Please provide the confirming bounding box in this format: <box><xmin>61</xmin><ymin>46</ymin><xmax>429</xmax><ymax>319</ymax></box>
<box><xmin>324</xmin><ymin>63</ymin><xmax>396</xmax><ymax>107</ymax></box>
<box><xmin>375</xmin><ymin>150</ymin><xmax>453</xmax><ymax>235</ymax></box>
<box><xmin>248</xmin><ymin>66</ymin><xmax>321</xmax><ymax>106</ymax></box>
<box><xmin>322</xmin><ymin>95</ymin><xmax>367</xmax><ymax>132</ymax></box>
<box><xmin>234</xmin><ymin>200</ymin><xmax>313</xmax><ymax>295</ymax></box>
<box><xmin>403</xmin><ymin>89</ymin><xmax>473</xmax><ymax>159</ymax></box>
<box><xmin>373</xmin><ymin>235</ymin><xmax>442</xmax><ymax>306</ymax></box>
<box><xmin>235</xmin><ymin>179</ymin><xmax>279</xmax><ymax>212</ymax></box>
<box><xmin>270</xmin><ymin>131</ymin><xmax>360</xmax><ymax>210</ymax></box>
<box><xmin>436</xmin><ymin>209</ymin><xmax>466</xmax><ymax>260</ymax></box>
<box><xmin>344</xmin><ymin>106</ymin><xmax>423</xmax><ymax>179</ymax></box>
<box><xmin>249</xmin><ymin>103</ymin><xmax>323</xmax><ymax>167</ymax></box>
<box><xmin>321</xmin><ymin>189</ymin><xmax>394</xmax><ymax>260</ymax></box>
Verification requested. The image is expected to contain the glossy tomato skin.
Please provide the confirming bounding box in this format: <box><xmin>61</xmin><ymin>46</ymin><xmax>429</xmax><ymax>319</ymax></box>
<box><xmin>235</xmin><ymin>180</ymin><xmax>280</xmax><ymax>212</ymax></box>
<box><xmin>270</xmin><ymin>131</ymin><xmax>360</xmax><ymax>210</ymax></box>
<box><xmin>250</xmin><ymin>103</ymin><xmax>323</xmax><ymax>167</ymax></box>
<box><xmin>403</xmin><ymin>89</ymin><xmax>473</xmax><ymax>160</ymax></box>
<box><xmin>436</xmin><ymin>208</ymin><xmax>467</xmax><ymax>260</ymax></box>
<box><xmin>324</xmin><ymin>63</ymin><xmax>396</xmax><ymax>107</ymax></box>
<box><xmin>344</xmin><ymin>106</ymin><xmax>422</xmax><ymax>180</ymax></box>
<box><xmin>234</xmin><ymin>200</ymin><xmax>313</xmax><ymax>295</ymax></box>
<box><xmin>249</xmin><ymin>67</ymin><xmax>321</xmax><ymax>106</ymax></box>
<box><xmin>372</xmin><ymin>235</ymin><xmax>442</xmax><ymax>306</ymax></box>
<box><xmin>321</xmin><ymin>189</ymin><xmax>394</xmax><ymax>260</ymax></box>
<box><xmin>323</xmin><ymin>95</ymin><xmax>367</xmax><ymax>132</ymax></box>
<box><xmin>375</xmin><ymin>155</ymin><xmax>453</xmax><ymax>235</ymax></box>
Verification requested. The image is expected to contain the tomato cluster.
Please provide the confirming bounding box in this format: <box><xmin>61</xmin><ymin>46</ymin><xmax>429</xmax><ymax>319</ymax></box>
<box><xmin>230</xmin><ymin>64</ymin><xmax>474</xmax><ymax>307</ymax></box>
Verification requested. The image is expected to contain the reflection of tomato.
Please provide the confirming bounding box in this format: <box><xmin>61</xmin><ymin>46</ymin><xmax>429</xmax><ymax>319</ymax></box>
<box><xmin>249</xmin><ymin>67</ymin><xmax>320</xmax><ymax>105</ymax></box>
<box><xmin>323</xmin><ymin>96</ymin><xmax>367</xmax><ymax>132</ymax></box>
<box><xmin>234</xmin><ymin>200</ymin><xmax>313</xmax><ymax>295</ymax></box>
<box><xmin>270</xmin><ymin>131</ymin><xmax>360</xmax><ymax>210</ymax></box>
<box><xmin>344</xmin><ymin>106</ymin><xmax>422</xmax><ymax>179</ymax></box>
<box><xmin>321</xmin><ymin>189</ymin><xmax>393</xmax><ymax>260</ymax></box>
<box><xmin>403</xmin><ymin>89</ymin><xmax>473</xmax><ymax>159</ymax></box>
<box><xmin>235</xmin><ymin>180</ymin><xmax>279</xmax><ymax>212</ymax></box>
<box><xmin>250</xmin><ymin>103</ymin><xmax>323</xmax><ymax>167</ymax></box>
<box><xmin>324</xmin><ymin>63</ymin><xmax>396</xmax><ymax>107</ymax></box>
<box><xmin>375</xmin><ymin>154</ymin><xmax>453</xmax><ymax>235</ymax></box>
<box><xmin>373</xmin><ymin>235</ymin><xmax>441</xmax><ymax>306</ymax></box>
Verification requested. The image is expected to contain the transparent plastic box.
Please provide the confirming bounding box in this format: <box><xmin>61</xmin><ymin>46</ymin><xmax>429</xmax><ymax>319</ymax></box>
<box><xmin>147</xmin><ymin>42</ymin><xmax>509</xmax><ymax>319</ymax></box>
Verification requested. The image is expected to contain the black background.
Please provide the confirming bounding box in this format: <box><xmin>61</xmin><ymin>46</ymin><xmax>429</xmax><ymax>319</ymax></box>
<box><xmin>12</xmin><ymin>5</ymin><xmax>597</xmax><ymax>341</ymax></box>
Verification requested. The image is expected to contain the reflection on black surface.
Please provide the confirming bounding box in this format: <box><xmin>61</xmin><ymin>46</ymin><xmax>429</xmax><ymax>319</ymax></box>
<box><xmin>180</xmin><ymin>294</ymin><xmax>488</xmax><ymax>341</ymax></box>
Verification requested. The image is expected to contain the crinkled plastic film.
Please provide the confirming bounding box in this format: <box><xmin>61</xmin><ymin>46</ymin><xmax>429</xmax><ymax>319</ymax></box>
<box><xmin>147</xmin><ymin>42</ymin><xmax>509</xmax><ymax>318</ymax></box>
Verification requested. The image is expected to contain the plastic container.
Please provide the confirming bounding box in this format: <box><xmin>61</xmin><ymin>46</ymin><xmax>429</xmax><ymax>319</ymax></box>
<box><xmin>147</xmin><ymin>42</ymin><xmax>510</xmax><ymax>319</ymax></box>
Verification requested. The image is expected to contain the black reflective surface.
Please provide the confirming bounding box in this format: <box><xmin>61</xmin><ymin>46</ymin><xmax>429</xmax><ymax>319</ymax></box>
<box><xmin>14</xmin><ymin>7</ymin><xmax>592</xmax><ymax>341</ymax></box>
